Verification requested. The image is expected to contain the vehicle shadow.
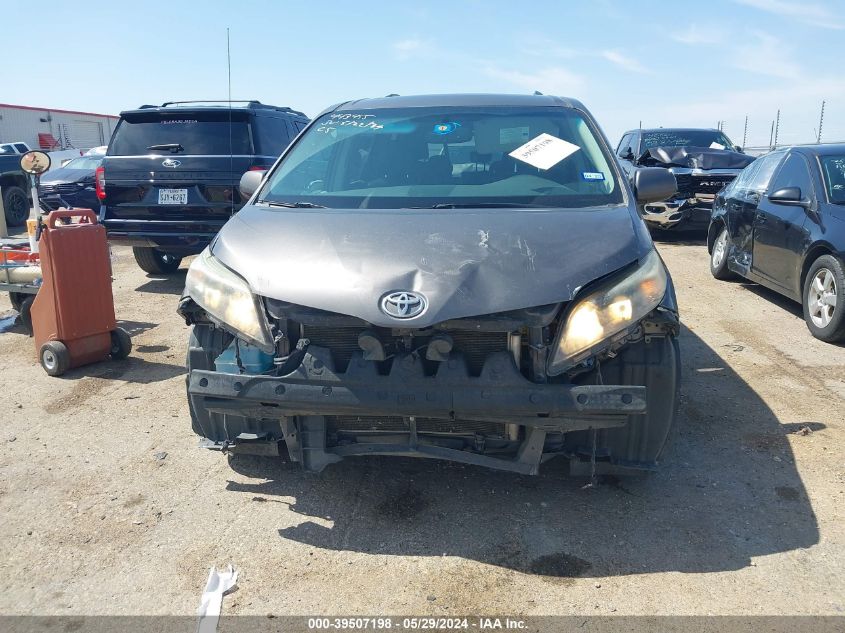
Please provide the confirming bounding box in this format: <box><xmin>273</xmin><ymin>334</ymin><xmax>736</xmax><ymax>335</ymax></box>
<box><xmin>135</xmin><ymin>270</ymin><xmax>187</xmax><ymax>295</ymax></box>
<box><xmin>223</xmin><ymin>325</ymin><xmax>819</xmax><ymax>578</ymax></box>
<box><xmin>649</xmin><ymin>228</ymin><xmax>707</xmax><ymax>246</ymax></box>
<box><xmin>739</xmin><ymin>282</ymin><xmax>804</xmax><ymax>319</ymax></box>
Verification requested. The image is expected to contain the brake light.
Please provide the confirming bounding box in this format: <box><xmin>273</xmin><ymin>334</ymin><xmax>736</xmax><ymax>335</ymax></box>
<box><xmin>95</xmin><ymin>166</ymin><xmax>106</xmax><ymax>201</ymax></box>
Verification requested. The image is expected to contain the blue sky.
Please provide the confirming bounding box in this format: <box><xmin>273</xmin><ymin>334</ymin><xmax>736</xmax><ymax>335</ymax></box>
<box><xmin>2</xmin><ymin>0</ymin><xmax>842</xmax><ymax>147</ymax></box>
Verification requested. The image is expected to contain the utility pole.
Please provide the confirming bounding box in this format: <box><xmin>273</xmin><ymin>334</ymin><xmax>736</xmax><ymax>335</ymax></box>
<box><xmin>742</xmin><ymin>115</ymin><xmax>748</xmax><ymax>149</ymax></box>
<box><xmin>769</xmin><ymin>120</ymin><xmax>775</xmax><ymax>149</ymax></box>
<box><xmin>773</xmin><ymin>109</ymin><xmax>780</xmax><ymax>148</ymax></box>
<box><xmin>817</xmin><ymin>100</ymin><xmax>825</xmax><ymax>143</ymax></box>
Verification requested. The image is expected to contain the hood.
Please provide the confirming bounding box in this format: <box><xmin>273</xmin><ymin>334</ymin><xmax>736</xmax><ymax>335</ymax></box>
<box><xmin>40</xmin><ymin>168</ymin><xmax>95</xmax><ymax>184</ymax></box>
<box><xmin>638</xmin><ymin>146</ymin><xmax>755</xmax><ymax>170</ymax></box>
<box><xmin>212</xmin><ymin>204</ymin><xmax>650</xmax><ymax>328</ymax></box>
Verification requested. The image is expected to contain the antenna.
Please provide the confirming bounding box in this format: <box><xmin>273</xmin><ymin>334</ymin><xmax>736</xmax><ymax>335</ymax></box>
<box><xmin>227</xmin><ymin>27</ymin><xmax>234</xmax><ymax>215</ymax></box>
<box><xmin>817</xmin><ymin>100</ymin><xmax>825</xmax><ymax>144</ymax></box>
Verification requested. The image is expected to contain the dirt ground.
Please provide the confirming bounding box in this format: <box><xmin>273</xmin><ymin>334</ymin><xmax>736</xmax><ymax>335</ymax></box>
<box><xmin>0</xmin><ymin>231</ymin><xmax>843</xmax><ymax>617</ymax></box>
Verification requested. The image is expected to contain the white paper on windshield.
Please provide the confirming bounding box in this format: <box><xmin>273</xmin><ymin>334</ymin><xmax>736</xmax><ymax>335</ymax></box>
<box><xmin>509</xmin><ymin>133</ymin><xmax>580</xmax><ymax>170</ymax></box>
<box><xmin>709</xmin><ymin>141</ymin><xmax>726</xmax><ymax>150</ymax></box>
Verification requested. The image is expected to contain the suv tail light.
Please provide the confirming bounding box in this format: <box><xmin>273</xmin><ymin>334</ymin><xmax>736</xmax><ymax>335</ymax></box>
<box><xmin>95</xmin><ymin>166</ymin><xmax>106</xmax><ymax>201</ymax></box>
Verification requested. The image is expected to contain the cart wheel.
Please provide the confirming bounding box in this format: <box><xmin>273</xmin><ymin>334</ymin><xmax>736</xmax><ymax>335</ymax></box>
<box><xmin>19</xmin><ymin>296</ymin><xmax>35</xmax><ymax>336</ymax></box>
<box><xmin>9</xmin><ymin>292</ymin><xmax>25</xmax><ymax>312</ymax></box>
<box><xmin>110</xmin><ymin>328</ymin><xmax>132</xmax><ymax>360</ymax></box>
<box><xmin>40</xmin><ymin>341</ymin><xmax>70</xmax><ymax>376</ymax></box>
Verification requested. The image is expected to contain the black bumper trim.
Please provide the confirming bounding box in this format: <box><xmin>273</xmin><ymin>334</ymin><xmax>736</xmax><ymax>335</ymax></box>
<box><xmin>188</xmin><ymin>347</ymin><xmax>646</xmax><ymax>431</ymax></box>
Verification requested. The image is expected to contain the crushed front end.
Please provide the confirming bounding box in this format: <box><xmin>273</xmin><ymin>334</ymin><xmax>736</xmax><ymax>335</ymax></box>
<box><xmin>179</xmin><ymin>249</ymin><xmax>681</xmax><ymax>476</ymax></box>
<box><xmin>637</xmin><ymin>146</ymin><xmax>755</xmax><ymax>231</ymax></box>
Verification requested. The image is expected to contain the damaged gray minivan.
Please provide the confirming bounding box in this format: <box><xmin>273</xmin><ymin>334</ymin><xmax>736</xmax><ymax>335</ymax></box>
<box><xmin>178</xmin><ymin>93</ymin><xmax>680</xmax><ymax>476</ymax></box>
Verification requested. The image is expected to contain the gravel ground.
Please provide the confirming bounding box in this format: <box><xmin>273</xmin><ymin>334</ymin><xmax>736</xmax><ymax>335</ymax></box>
<box><xmin>0</xmin><ymin>232</ymin><xmax>843</xmax><ymax>617</ymax></box>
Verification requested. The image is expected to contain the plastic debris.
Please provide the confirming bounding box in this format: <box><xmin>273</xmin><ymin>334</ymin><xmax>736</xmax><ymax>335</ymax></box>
<box><xmin>196</xmin><ymin>564</ymin><xmax>238</xmax><ymax>633</ymax></box>
<box><xmin>0</xmin><ymin>313</ymin><xmax>17</xmax><ymax>333</ymax></box>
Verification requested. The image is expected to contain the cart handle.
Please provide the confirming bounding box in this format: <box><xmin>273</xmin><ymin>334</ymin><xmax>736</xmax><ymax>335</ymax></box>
<box><xmin>47</xmin><ymin>209</ymin><xmax>98</xmax><ymax>228</ymax></box>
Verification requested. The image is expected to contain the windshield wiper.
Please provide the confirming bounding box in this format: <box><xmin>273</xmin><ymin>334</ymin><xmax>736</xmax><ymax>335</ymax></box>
<box><xmin>260</xmin><ymin>201</ymin><xmax>328</xmax><ymax>209</ymax></box>
<box><xmin>147</xmin><ymin>143</ymin><xmax>184</xmax><ymax>153</ymax></box>
<box><xmin>409</xmin><ymin>202</ymin><xmax>548</xmax><ymax>209</ymax></box>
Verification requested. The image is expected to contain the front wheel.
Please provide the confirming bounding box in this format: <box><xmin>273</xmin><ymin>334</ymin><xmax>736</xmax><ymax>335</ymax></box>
<box><xmin>709</xmin><ymin>226</ymin><xmax>736</xmax><ymax>280</ymax></box>
<box><xmin>132</xmin><ymin>247</ymin><xmax>182</xmax><ymax>274</ymax></box>
<box><xmin>803</xmin><ymin>255</ymin><xmax>845</xmax><ymax>342</ymax></box>
<box><xmin>2</xmin><ymin>186</ymin><xmax>29</xmax><ymax>226</ymax></box>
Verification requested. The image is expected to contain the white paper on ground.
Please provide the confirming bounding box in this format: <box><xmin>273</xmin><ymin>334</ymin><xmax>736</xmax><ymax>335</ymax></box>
<box><xmin>709</xmin><ymin>141</ymin><xmax>726</xmax><ymax>150</ymax></box>
<box><xmin>196</xmin><ymin>565</ymin><xmax>238</xmax><ymax>633</ymax></box>
<box><xmin>508</xmin><ymin>133</ymin><xmax>580</xmax><ymax>170</ymax></box>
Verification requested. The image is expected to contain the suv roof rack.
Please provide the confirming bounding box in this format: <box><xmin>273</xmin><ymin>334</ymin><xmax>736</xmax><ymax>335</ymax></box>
<box><xmin>137</xmin><ymin>100</ymin><xmax>307</xmax><ymax>117</ymax></box>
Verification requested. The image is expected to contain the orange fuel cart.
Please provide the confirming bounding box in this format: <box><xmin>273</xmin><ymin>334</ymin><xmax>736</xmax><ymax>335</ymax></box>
<box><xmin>30</xmin><ymin>209</ymin><xmax>131</xmax><ymax>376</ymax></box>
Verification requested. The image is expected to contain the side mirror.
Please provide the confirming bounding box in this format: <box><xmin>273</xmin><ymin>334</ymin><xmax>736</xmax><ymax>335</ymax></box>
<box><xmin>622</xmin><ymin>147</ymin><xmax>635</xmax><ymax>161</ymax></box>
<box><xmin>734</xmin><ymin>145</ymin><xmax>743</xmax><ymax>153</ymax></box>
<box><xmin>634</xmin><ymin>167</ymin><xmax>677</xmax><ymax>204</ymax></box>
<box><xmin>239</xmin><ymin>170</ymin><xmax>265</xmax><ymax>200</ymax></box>
<box><xmin>20</xmin><ymin>150</ymin><xmax>51</xmax><ymax>175</ymax></box>
<box><xmin>768</xmin><ymin>186</ymin><xmax>811</xmax><ymax>208</ymax></box>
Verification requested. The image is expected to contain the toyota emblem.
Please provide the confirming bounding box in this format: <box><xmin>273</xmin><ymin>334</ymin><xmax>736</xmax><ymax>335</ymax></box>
<box><xmin>380</xmin><ymin>291</ymin><xmax>427</xmax><ymax>319</ymax></box>
<box><xmin>162</xmin><ymin>159</ymin><xmax>181</xmax><ymax>168</ymax></box>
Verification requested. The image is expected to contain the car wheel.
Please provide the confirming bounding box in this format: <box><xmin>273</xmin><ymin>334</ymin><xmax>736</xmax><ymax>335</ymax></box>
<box><xmin>709</xmin><ymin>226</ymin><xmax>736</xmax><ymax>280</ymax></box>
<box><xmin>3</xmin><ymin>186</ymin><xmax>30</xmax><ymax>226</ymax></box>
<box><xmin>803</xmin><ymin>254</ymin><xmax>845</xmax><ymax>343</ymax></box>
<box><xmin>9</xmin><ymin>292</ymin><xmax>26</xmax><ymax>312</ymax></box>
<box><xmin>132</xmin><ymin>247</ymin><xmax>183</xmax><ymax>274</ymax></box>
<box><xmin>109</xmin><ymin>328</ymin><xmax>132</xmax><ymax>359</ymax></box>
<box><xmin>19</xmin><ymin>295</ymin><xmax>35</xmax><ymax>336</ymax></box>
<box><xmin>40</xmin><ymin>341</ymin><xmax>70</xmax><ymax>376</ymax></box>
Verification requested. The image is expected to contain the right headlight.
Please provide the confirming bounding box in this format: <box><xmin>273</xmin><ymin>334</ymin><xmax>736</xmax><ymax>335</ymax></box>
<box><xmin>548</xmin><ymin>249</ymin><xmax>668</xmax><ymax>375</ymax></box>
<box><xmin>185</xmin><ymin>248</ymin><xmax>274</xmax><ymax>352</ymax></box>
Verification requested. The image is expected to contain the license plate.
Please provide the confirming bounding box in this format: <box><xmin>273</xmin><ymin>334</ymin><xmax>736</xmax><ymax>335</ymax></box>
<box><xmin>158</xmin><ymin>188</ymin><xmax>188</xmax><ymax>204</ymax></box>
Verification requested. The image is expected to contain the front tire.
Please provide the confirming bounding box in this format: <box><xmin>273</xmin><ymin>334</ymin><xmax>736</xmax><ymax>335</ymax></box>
<box><xmin>803</xmin><ymin>255</ymin><xmax>845</xmax><ymax>342</ymax></box>
<box><xmin>709</xmin><ymin>226</ymin><xmax>736</xmax><ymax>280</ymax></box>
<box><xmin>2</xmin><ymin>186</ymin><xmax>29</xmax><ymax>226</ymax></box>
<box><xmin>132</xmin><ymin>247</ymin><xmax>182</xmax><ymax>274</ymax></box>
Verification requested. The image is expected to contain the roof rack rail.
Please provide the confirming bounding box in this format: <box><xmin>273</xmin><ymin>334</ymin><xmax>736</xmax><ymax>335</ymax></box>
<box><xmin>159</xmin><ymin>100</ymin><xmax>263</xmax><ymax>107</ymax></box>
<box><xmin>135</xmin><ymin>100</ymin><xmax>307</xmax><ymax>117</ymax></box>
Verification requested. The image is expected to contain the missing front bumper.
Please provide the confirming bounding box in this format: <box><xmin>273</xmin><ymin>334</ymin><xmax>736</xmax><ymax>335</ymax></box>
<box><xmin>188</xmin><ymin>345</ymin><xmax>648</xmax><ymax>474</ymax></box>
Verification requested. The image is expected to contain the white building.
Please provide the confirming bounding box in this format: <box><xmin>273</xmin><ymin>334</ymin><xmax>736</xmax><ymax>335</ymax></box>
<box><xmin>0</xmin><ymin>103</ymin><xmax>118</xmax><ymax>152</ymax></box>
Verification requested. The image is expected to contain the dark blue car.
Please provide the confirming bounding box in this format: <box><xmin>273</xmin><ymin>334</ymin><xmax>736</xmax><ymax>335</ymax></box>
<box><xmin>709</xmin><ymin>144</ymin><xmax>845</xmax><ymax>342</ymax></box>
<box><xmin>38</xmin><ymin>156</ymin><xmax>102</xmax><ymax>212</ymax></box>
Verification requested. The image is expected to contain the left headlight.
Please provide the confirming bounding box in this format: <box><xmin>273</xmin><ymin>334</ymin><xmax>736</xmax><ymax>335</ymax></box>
<box><xmin>548</xmin><ymin>249</ymin><xmax>668</xmax><ymax>375</ymax></box>
<box><xmin>185</xmin><ymin>248</ymin><xmax>274</xmax><ymax>352</ymax></box>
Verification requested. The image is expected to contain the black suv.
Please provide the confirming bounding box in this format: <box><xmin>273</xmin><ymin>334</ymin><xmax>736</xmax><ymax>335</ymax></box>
<box><xmin>99</xmin><ymin>101</ymin><xmax>309</xmax><ymax>273</ymax></box>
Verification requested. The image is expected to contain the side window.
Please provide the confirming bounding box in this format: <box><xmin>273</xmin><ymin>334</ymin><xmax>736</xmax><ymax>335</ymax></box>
<box><xmin>252</xmin><ymin>115</ymin><xmax>293</xmax><ymax>155</ymax></box>
<box><xmin>745</xmin><ymin>152</ymin><xmax>784</xmax><ymax>194</ymax></box>
<box><xmin>14</xmin><ymin>143</ymin><xmax>29</xmax><ymax>153</ymax></box>
<box><xmin>628</xmin><ymin>133</ymin><xmax>639</xmax><ymax>156</ymax></box>
<box><xmin>768</xmin><ymin>153</ymin><xmax>814</xmax><ymax>199</ymax></box>
<box><xmin>617</xmin><ymin>134</ymin><xmax>632</xmax><ymax>156</ymax></box>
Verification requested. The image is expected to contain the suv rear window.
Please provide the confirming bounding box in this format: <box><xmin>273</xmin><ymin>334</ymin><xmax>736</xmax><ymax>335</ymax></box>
<box><xmin>108</xmin><ymin>111</ymin><xmax>253</xmax><ymax>156</ymax></box>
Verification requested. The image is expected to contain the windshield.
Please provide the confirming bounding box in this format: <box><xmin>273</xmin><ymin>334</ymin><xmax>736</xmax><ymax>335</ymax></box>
<box><xmin>259</xmin><ymin>106</ymin><xmax>622</xmax><ymax>209</ymax></box>
<box><xmin>108</xmin><ymin>111</ymin><xmax>252</xmax><ymax>156</ymax></box>
<box><xmin>821</xmin><ymin>156</ymin><xmax>845</xmax><ymax>203</ymax></box>
<box><xmin>641</xmin><ymin>130</ymin><xmax>734</xmax><ymax>150</ymax></box>
<box><xmin>62</xmin><ymin>157</ymin><xmax>102</xmax><ymax>170</ymax></box>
